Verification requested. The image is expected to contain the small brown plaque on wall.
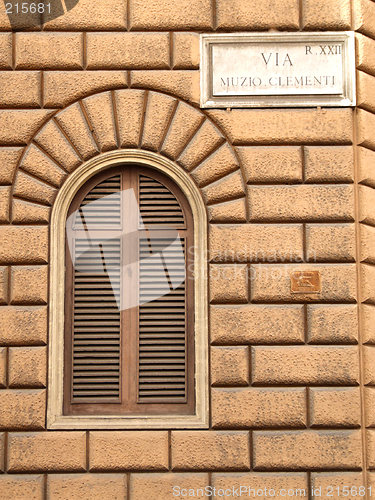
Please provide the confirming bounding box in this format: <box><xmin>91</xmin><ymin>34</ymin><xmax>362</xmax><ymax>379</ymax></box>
<box><xmin>290</xmin><ymin>271</ymin><xmax>321</xmax><ymax>294</ymax></box>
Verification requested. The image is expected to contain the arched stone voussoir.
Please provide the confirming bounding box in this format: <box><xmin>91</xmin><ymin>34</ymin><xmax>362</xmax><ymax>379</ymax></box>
<box><xmin>20</xmin><ymin>143</ymin><xmax>68</xmax><ymax>188</ymax></box>
<box><xmin>190</xmin><ymin>142</ymin><xmax>240</xmax><ymax>188</ymax></box>
<box><xmin>208</xmin><ymin>197</ymin><xmax>247</xmax><ymax>223</ymax></box>
<box><xmin>178</xmin><ymin>119</ymin><xmax>225</xmax><ymax>172</ymax></box>
<box><xmin>10</xmin><ymin>88</ymin><xmax>246</xmax><ymax>211</ymax></box>
<box><xmin>54</xmin><ymin>102</ymin><xmax>99</xmax><ymax>162</ymax></box>
<box><xmin>34</xmin><ymin>120</ymin><xmax>81</xmax><ymax>173</ymax></box>
<box><xmin>202</xmin><ymin>170</ymin><xmax>246</xmax><ymax>206</ymax></box>
<box><xmin>12</xmin><ymin>198</ymin><xmax>51</xmax><ymax>224</ymax></box>
<box><xmin>140</xmin><ymin>91</ymin><xmax>178</xmax><ymax>152</ymax></box>
<box><xmin>13</xmin><ymin>170</ymin><xmax>57</xmax><ymax>207</ymax></box>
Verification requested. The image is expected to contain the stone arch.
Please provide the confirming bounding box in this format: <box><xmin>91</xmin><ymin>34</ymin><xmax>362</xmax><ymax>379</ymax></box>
<box><xmin>9</xmin><ymin>89</ymin><xmax>247</xmax><ymax>225</ymax></box>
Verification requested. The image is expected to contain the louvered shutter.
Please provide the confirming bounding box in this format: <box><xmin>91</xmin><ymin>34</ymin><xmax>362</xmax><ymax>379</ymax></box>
<box><xmin>70</xmin><ymin>175</ymin><xmax>122</xmax><ymax>403</ymax></box>
<box><xmin>65</xmin><ymin>167</ymin><xmax>194</xmax><ymax>416</ymax></box>
<box><xmin>138</xmin><ymin>176</ymin><xmax>187</xmax><ymax>402</ymax></box>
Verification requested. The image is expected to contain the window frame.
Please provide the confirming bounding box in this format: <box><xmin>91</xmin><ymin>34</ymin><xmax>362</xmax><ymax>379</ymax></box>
<box><xmin>47</xmin><ymin>150</ymin><xmax>209</xmax><ymax>430</ymax></box>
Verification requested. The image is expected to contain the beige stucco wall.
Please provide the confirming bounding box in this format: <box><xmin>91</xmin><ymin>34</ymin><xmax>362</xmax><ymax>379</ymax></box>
<box><xmin>0</xmin><ymin>0</ymin><xmax>375</xmax><ymax>498</ymax></box>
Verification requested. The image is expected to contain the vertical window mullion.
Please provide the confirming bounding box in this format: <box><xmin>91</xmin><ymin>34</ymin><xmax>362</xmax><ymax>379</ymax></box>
<box><xmin>120</xmin><ymin>168</ymin><xmax>140</xmax><ymax>411</ymax></box>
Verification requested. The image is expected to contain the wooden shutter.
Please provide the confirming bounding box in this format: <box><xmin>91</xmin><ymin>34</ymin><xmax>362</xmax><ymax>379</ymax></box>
<box><xmin>139</xmin><ymin>175</ymin><xmax>185</xmax><ymax>226</ymax></box>
<box><xmin>72</xmin><ymin>237</ymin><xmax>121</xmax><ymax>401</ymax></box>
<box><xmin>64</xmin><ymin>166</ymin><xmax>195</xmax><ymax>416</ymax></box>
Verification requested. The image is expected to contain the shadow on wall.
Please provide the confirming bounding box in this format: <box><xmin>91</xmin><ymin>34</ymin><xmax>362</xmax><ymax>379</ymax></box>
<box><xmin>3</xmin><ymin>0</ymin><xmax>79</xmax><ymax>29</ymax></box>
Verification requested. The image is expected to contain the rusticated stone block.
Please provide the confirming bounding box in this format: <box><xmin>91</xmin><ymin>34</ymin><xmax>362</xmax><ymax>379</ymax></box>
<box><xmin>131</xmin><ymin>70</ymin><xmax>200</xmax><ymax>105</ymax></box>
<box><xmin>208</xmin><ymin>198</ymin><xmax>246</xmax><ymax>223</ymax></box>
<box><xmin>252</xmin><ymin>346</ymin><xmax>359</xmax><ymax>385</ymax></box>
<box><xmin>216</xmin><ymin>0</ymin><xmax>299</xmax><ymax>29</ymax></box>
<box><xmin>44</xmin><ymin>71</ymin><xmax>127</xmax><ymax>108</ymax></box>
<box><xmin>0</xmin><ymin>110</ymin><xmax>53</xmax><ymax>146</ymax></box>
<box><xmin>0</xmin><ymin>226</ymin><xmax>48</xmax><ymax>265</ymax></box>
<box><xmin>10</xmin><ymin>266</ymin><xmax>48</xmax><ymax>305</ymax></box>
<box><xmin>207</xmin><ymin>108</ymin><xmax>353</xmax><ymax>145</ymax></box>
<box><xmin>307</xmin><ymin>305</ymin><xmax>358</xmax><ymax>344</ymax></box>
<box><xmin>171</xmin><ymin>431</ymin><xmax>250</xmax><ymax>471</ymax></box>
<box><xmin>15</xmin><ymin>32</ymin><xmax>83</xmax><ymax>69</ymax></box>
<box><xmin>12</xmin><ymin>200</ymin><xmax>48</xmax><ymax>224</ymax></box>
<box><xmin>89</xmin><ymin>431</ymin><xmax>168</xmax><ymax>471</ymax></box>
<box><xmin>130</xmin><ymin>473</ymin><xmax>209</xmax><ymax>500</ymax></box>
<box><xmin>0</xmin><ymin>186</ymin><xmax>10</xmax><ymax>222</ymax></box>
<box><xmin>304</xmin><ymin>146</ymin><xmax>354</xmax><ymax>183</ymax></box>
<box><xmin>13</xmin><ymin>171</ymin><xmax>56</xmax><ymax>206</ymax></box>
<box><xmin>0</xmin><ymin>33</ymin><xmax>12</xmax><ymax>69</ymax></box>
<box><xmin>361</xmin><ymin>223</ymin><xmax>375</xmax><ymax>264</ymax></box>
<box><xmin>305</xmin><ymin>224</ymin><xmax>356</xmax><ymax>262</ymax></box>
<box><xmin>248</xmin><ymin>185</ymin><xmax>354</xmax><ymax>222</ymax></box>
<box><xmin>250</xmin><ymin>264</ymin><xmax>357</xmax><ymax>303</ymax></box>
<box><xmin>210</xmin><ymin>264</ymin><xmax>248</xmax><ymax>304</ymax></box>
<box><xmin>303</xmin><ymin>0</ymin><xmax>351</xmax><ymax>29</ymax></box>
<box><xmin>309</xmin><ymin>388</ymin><xmax>361</xmax><ymax>428</ymax></box>
<box><xmin>357</xmin><ymin>71</ymin><xmax>375</xmax><ymax>115</ymax></box>
<box><xmin>21</xmin><ymin>144</ymin><xmax>67</xmax><ymax>187</ymax></box>
<box><xmin>356</xmin><ymin>34</ymin><xmax>375</xmax><ymax>77</ymax></box>
<box><xmin>365</xmin><ymin>388</ymin><xmax>375</xmax><ymax>426</ymax></box>
<box><xmin>8</xmin><ymin>347</ymin><xmax>46</xmax><ymax>388</ymax></box>
<box><xmin>47</xmin><ymin>474</ymin><xmax>127</xmax><ymax>500</ymax></box>
<box><xmin>0</xmin><ymin>475</ymin><xmax>44</xmax><ymax>500</ymax></box>
<box><xmin>253</xmin><ymin>430</ymin><xmax>362</xmax><ymax>470</ymax></box>
<box><xmin>173</xmin><ymin>33</ymin><xmax>200</xmax><ymax>70</ymax></box>
<box><xmin>311</xmin><ymin>472</ymin><xmax>364</xmax><ymax>499</ymax></box>
<box><xmin>363</xmin><ymin>305</ymin><xmax>375</xmax><ymax>344</ymax></box>
<box><xmin>237</xmin><ymin>146</ymin><xmax>302</xmax><ymax>184</ymax></box>
<box><xmin>359</xmin><ymin>185</ymin><xmax>375</xmax><ymax>227</ymax></box>
<box><xmin>0</xmin><ymin>390</ymin><xmax>46</xmax><ymax>430</ymax></box>
<box><xmin>0</xmin><ymin>306</ymin><xmax>47</xmax><ymax>346</ymax></box>
<box><xmin>87</xmin><ymin>32</ymin><xmax>169</xmax><ymax>69</ymax></box>
<box><xmin>0</xmin><ymin>347</ymin><xmax>6</xmax><ymax>388</ymax></box>
<box><xmin>363</xmin><ymin>346</ymin><xmax>375</xmax><ymax>384</ymax></box>
<box><xmin>212</xmin><ymin>473</ymin><xmax>308</xmax><ymax>498</ymax></box>
<box><xmin>0</xmin><ymin>147</ymin><xmax>22</xmax><ymax>185</ymax></box>
<box><xmin>0</xmin><ymin>266</ymin><xmax>9</xmax><ymax>305</ymax></box>
<box><xmin>211</xmin><ymin>305</ymin><xmax>304</xmax><ymax>345</ymax></box>
<box><xmin>0</xmin><ymin>433</ymin><xmax>3</xmax><ymax>472</ymax></box>
<box><xmin>367</xmin><ymin>430</ymin><xmax>375</xmax><ymax>468</ymax></box>
<box><xmin>212</xmin><ymin>388</ymin><xmax>306</xmax><ymax>429</ymax></box>
<box><xmin>202</xmin><ymin>171</ymin><xmax>245</xmax><ymax>205</ymax></box>
<box><xmin>0</xmin><ymin>72</ymin><xmax>41</xmax><ymax>108</ymax></box>
<box><xmin>354</xmin><ymin>0</ymin><xmax>375</xmax><ymax>39</ymax></box>
<box><xmin>211</xmin><ymin>347</ymin><xmax>250</xmax><ymax>387</ymax></box>
<box><xmin>191</xmin><ymin>143</ymin><xmax>239</xmax><ymax>187</ymax></box>
<box><xmin>357</xmin><ymin>109</ymin><xmax>375</xmax><ymax>151</ymax></box>
<box><xmin>8</xmin><ymin>432</ymin><xmax>87</xmax><ymax>472</ymax></box>
<box><xmin>42</xmin><ymin>0</ymin><xmax>126</xmax><ymax>30</ymax></box>
<box><xmin>361</xmin><ymin>264</ymin><xmax>375</xmax><ymax>304</ymax></box>
<box><xmin>129</xmin><ymin>0</ymin><xmax>212</xmax><ymax>30</ymax></box>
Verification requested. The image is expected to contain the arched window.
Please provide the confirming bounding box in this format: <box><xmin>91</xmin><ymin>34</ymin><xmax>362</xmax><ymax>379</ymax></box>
<box><xmin>64</xmin><ymin>166</ymin><xmax>194</xmax><ymax>416</ymax></box>
<box><xmin>48</xmin><ymin>151</ymin><xmax>208</xmax><ymax>429</ymax></box>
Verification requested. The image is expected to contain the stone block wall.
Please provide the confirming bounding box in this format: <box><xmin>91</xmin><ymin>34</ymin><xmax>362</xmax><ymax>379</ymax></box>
<box><xmin>0</xmin><ymin>0</ymin><xmax>373</xmax><ymax>498</ymax></box>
